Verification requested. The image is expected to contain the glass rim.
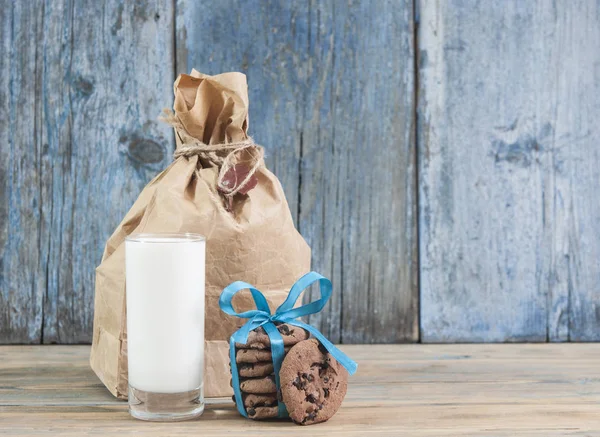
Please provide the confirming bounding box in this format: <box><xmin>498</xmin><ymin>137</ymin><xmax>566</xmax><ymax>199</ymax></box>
<box><xmin>125</xmin><ymin>232</ymin><xmax>206</xmax><ymax>243</ymax></box>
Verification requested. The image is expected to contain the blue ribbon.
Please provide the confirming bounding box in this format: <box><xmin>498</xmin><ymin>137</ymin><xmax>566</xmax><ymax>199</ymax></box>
<box><xmin>219</xmin><ymin>271</ymin><xmax>358</xmax><ymax>418</ymax></box>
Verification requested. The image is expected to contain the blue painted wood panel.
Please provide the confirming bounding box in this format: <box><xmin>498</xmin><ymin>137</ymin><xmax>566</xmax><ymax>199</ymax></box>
<box><xmin>178</xmin><ymin>0</ymin><xmax>419</xmax><ymax>344</ymax></box>
<box><xmin>1</xmin><ymin>0</ymin><xmax>418</xmax><ymax>344</ymax></box>
<box><xmin>3</xmin><ymin>0</ymin><xmax>598</xmax><ymax>344</ymax></box>
<box><xmin>418</xmin><ymin>0</ymin><xmax>600</xmax><ymax>342</ymax></box>
<box><xmin>0</xmin><ymin>0</ymin><xmax>174</xmax><ymax>343</ymax></box>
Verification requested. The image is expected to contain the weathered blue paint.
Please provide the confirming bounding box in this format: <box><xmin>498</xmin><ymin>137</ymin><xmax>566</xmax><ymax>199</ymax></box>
<box><xmin>179</xmin><ymin>0</ymin><xmax>419</xmax><ymax>344</ymax></box>
<box><xmin>418</xmin><ymin>0</ymin><xmax>600</xmax><ymax>342</ymax></box>
<box><xmin>295</xmin><ymin>0</ymin><xmax>417</xmax><ymax>343</ymax></box>
<box><xmin>3</xmin><ymin>0</ymin><xmax>598</xmax><ymax>344</ymax></box>
<box><xmin>0</xmin><ymin>0</ymin><xmax>174</xmax><ymax>343</ymax></box>
<box><xmin>1</xmin><ymin>0</ymin><xmax>417</xmax><ymax>344</ymax></box>
<box><xmin>0</xmin><ymin>1</ymin><xmax>45</xmax><ymax>344</ymax></box>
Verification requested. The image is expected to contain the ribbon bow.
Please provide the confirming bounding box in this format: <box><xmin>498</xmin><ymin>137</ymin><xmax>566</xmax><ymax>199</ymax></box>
<box><xmin>219</xmin><ymin>272</ymin><xmax>358</xmax><ymax>418</ymax></box>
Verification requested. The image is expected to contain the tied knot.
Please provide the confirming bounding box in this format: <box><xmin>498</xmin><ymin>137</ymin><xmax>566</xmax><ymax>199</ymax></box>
<box><xmin>161</xmin><ymin>109</ymin><xmax>264</xmax><ymax>198</ymax></box>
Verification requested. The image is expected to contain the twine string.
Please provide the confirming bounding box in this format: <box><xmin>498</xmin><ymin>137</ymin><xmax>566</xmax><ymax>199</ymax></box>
<box><xmin>160</xmin><ymin>109</ymin><xmax>264</xmax><ymax>197</ymax></box>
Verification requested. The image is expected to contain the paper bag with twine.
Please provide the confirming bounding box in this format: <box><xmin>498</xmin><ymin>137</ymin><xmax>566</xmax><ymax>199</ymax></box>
<box><xmin>90</xmin><ymin>70</ymin><xmax>311</xmax><ymax>399</ymax></box>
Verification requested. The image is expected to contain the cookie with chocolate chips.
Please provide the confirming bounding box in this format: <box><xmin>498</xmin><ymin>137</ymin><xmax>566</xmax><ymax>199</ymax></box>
<box><xmin>232</xmin><ymin>393</ymin><xmax>278</xmax><ymax>409</ymax></box>
<box><xmin>232</xmin><ymin>393</ymin><xmax>279</xmax><ymax>419</ymax></box>
<box><xmin>279</xmin><ymin>339</ymin><xmax>348</xmax><ymax>425</ymax></box>
<box><xmin>236</xmin><ymin>347</ymin><xmax>292</xmax><ymax>364</ymax></box>
<box><xmin>245</xmin><ymin>406</ymin><xmax>279</xmax><ymax>420</ymax></box>
<box><xmin>238</xmin><ymin>361</ymin><xmax>275</xmax><ymax>378</ymax></box>
<box><xmin>238</xmin><ymin>374</ymin><xmax>278</xmax><ymax>394</ymax></box>
<box><xmin>231</xmin><ymin>388</ymin><xmax>280</xmax><ymax>420</ymax></box>
<box><xmin>235</xmin><ymin>323</ymin><xmax>309</xmax><ymax>349</ymax></box>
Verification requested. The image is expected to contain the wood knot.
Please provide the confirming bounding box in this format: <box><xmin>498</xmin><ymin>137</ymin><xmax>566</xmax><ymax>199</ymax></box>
<box><xmin>72</xmin><ymin>75</ymin><xmax>94</xmax><ymax>98</ymax></box>
<box><xmin>122</xmin><ymin>135</ymin><xmax>165</xmax><ymax>165</ymax></box>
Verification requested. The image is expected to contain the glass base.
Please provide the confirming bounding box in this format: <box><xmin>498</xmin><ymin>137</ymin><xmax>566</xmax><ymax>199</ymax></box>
<box><xmin>128</xmin><ymin>385</ymin><xmax>204</xmax><ymax>421</ymax></box>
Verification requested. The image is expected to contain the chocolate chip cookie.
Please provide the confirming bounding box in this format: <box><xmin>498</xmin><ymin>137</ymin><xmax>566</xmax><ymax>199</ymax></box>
<box><xmin>235</xmin><ymin>323</ymin><xmax>309</xmax><ymax>349</ymax></box>
<box><xmin>232</xmin><ymin>388</ymin><xmax>280</xmax><ymax>419</ymax></box>
<box><xmin>238</xmin><ymin>361</ymin><xmax>274</xmax><ymax>378</ymax></box>
<box><xmin>239</xmin><ymin>375</ymin><xmax>278</xmax><ymax>394</ymax></box>
<box><xmin>279</xmin><ymin>339</ymin><xmax>348</xmax><ymax>425</ymax></box>
<box><xmin>232</xmin><ymin>393</ymin><xmax>278</xmax><ymax>409</ymax></box>
<box><xmin>246</xmin><ymin>406</ymin><xmax>279</xmax><ymax>420</ymax></box>
<box><xmin>236</xmin><ymin>347</ymin><xmax>292</xmax><ymax>364</ymax></box>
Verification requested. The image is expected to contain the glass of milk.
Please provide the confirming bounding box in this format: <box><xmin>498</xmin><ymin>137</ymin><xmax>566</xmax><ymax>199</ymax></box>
<box><xmin>125</xmin><ymin>233</ymin><xmax>206</xmax><ymax>421</ymax></box>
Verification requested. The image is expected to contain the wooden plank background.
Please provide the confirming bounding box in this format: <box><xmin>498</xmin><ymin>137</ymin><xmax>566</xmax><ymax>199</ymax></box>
<box><xmin>418</xmin><ymin>0</ymin><xmax>600</xmax><ymax>342</ymax></box>
<box><xmin>1</xmin><ymin>0</ymin><xmax>175</xmax><ymax>343</ymax></box>
<box><xmin>1</xmin><ymin>0</ymin><xmax>598</xmax><ymax>344</ymax></box>
<box><xmin>178</xmin><ymin>0</ymin><xmax>417</xmax><ymax>344</ymax></box>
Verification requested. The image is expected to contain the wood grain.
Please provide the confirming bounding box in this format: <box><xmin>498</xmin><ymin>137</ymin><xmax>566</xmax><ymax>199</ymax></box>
<box><xmin>0</xmin><ymin>1</ymin><xmax>175</xmax><ymax>343</ymax></box>
<box><xmin>418</xmin><ymin>0</ymin><xmax>600</xmax><ymax>342</ymax></box>
<box><xmin>177</xmin><ymin>0</ymin><xmax>419</xmax><ymax>344</ymax></box>
<box><xmin>3</xmin><ymin>0</ymin><xmax>599</xmax><ymax>344</ymax></box>
<box><xmin>2</xmin><ymin>0</ymin><xmax>417</xmax><ymax>345</ymax></box>
<box><xmin>0</xmin><ymin>1</ymin><xmax>45</xmax><ymax>343</ymax></box>
<box><xmin>2</xmin><ymin>344</ymin><xmax>600</xmax><ymax>435</ymax></box>
<box><xmin>550</xmin><ymin>1</ymin><xmax>600</xmax><ymax>342</ymax></box>
<box><xmin>297</xmin><ymin>0</ymin><xmax>417</xmax><ymax>343</ymax></box>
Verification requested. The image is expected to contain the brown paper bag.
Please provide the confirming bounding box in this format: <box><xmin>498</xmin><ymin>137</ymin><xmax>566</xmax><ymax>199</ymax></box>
<box><xmin>90</xmin><ymin>70</ymin><xmax>311</xmax><ymax>399</ymax></box>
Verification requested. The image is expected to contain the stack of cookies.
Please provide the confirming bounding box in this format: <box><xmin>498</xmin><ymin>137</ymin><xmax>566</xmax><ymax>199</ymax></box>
<box><xmin>232</xmin><ymin>323</ymin><xmax>308</xmax><ymax>420</ymax></box>
<box><xmin>231</xmin><ymin>323</ymin><xmax>349</xmax><ymax>425</ymax></box>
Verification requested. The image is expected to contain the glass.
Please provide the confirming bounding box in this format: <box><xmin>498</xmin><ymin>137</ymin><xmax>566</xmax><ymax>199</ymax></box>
<box><xmin>125</xmin><ymin>233</ymin><xmax>206</xmax><ymax>421</ymax></box>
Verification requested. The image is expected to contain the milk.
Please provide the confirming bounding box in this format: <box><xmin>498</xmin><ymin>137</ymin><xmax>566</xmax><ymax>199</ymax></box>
<box><xmin>126</xmin><ymin>234</ymin><xmax>205</xmax><ymax>394</ymax></box>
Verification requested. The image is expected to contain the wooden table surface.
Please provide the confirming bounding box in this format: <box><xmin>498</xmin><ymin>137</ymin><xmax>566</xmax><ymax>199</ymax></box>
<box><xmin>1</xmin><ymin>344</ymin><xmax>599</xmax><ymax>436</ymax></box>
